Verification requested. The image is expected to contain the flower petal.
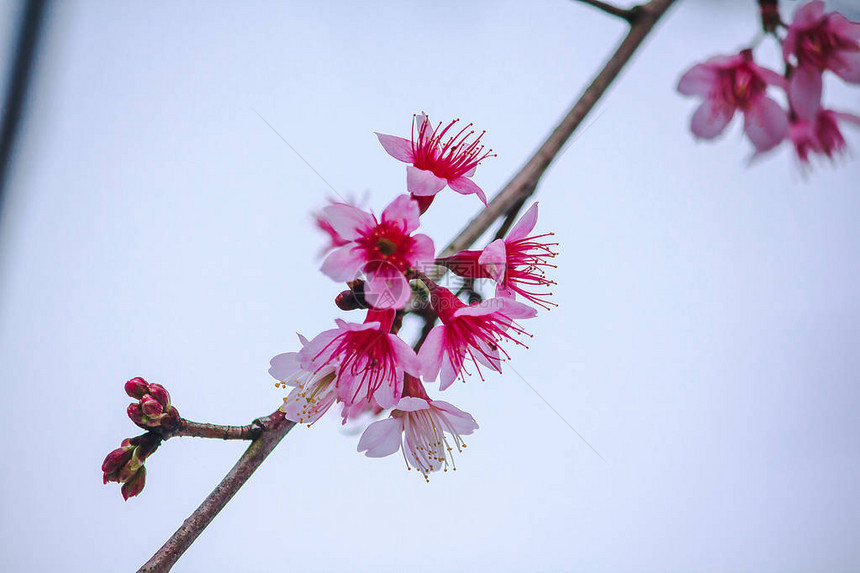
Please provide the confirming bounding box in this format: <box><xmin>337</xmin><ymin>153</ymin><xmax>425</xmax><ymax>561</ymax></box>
<box><xmin>793</xmin><ymin>0</ymin><xmax>825</xmax><ymax>29</ymax></box>
<box><xmin>389</xmin><ymin>333</ymin><xmax>422</xmax><ymax>377</ymax></box>
<box><xmin>478</xmin><ymin>238</ymin><xmax>507</xmax><ymax>284</ymax></box>
<box><xmin>375</xmin><ymin>133</ymin><xmax>414</xmax><ymax>163</ymax></box>
<box><xmin>396</xmin><ymin>396</ymin><xmax>431</xmax><ymax>412</ymax></box>
<box><xmin>417</xmin><ymin>326</ymin><xmax>445</xmax><ymax>382</ymax></box>
<box><xmin>833</xmin><ymin>52</ymin><xmax>860</xmax><ymax>84</ymax></box>
<box><xmin>407</xmin><ymin>166</ymin><xmax>447</xmax><ymax>196</ymax></box>
<box><xmin>297</xmin><ymin>328</ymin><xmax>342</xmax><ymax>370</ymax></box>
<box><xmin>677</xmin><ymin>63</ymin><xmax>718</xmax><ymax>96</ymax></box>
<box><xmin>320</xmin><ymin>244</ymin><xmax>364</xmax><ymax>282</ymax></box>
<box><xmin>744</xmin><ymin>97</ymin><xmax>788</xmax><ymax>152</ymax></box>
<box><xmin>448</xmin><ymin>176</ymin><xmax>487</xmax><ymax>205</ymax></box>
<box><xmin>789</xmin><ymin>66</ymin><xmax>823</xmax><ymax>122</ymax></box>
<box><xmin>506</xmin><ymin>202</ymin><xmax>539</xmax><ymax>242</ymax></box>
<box><xmin>268</xmin><ymin>352</ymin><xmax>301</xmax><ymax>382</ymax></box>
<box><xmin>407</xmin><ymin>233</ymin><xmax>436</xmax><ymax>271</ymax></box>
<box><xmin>381</xmin><ymin>194</ymin><xmax>420</xmax><ymax>233</ymax></box>
<box><xmin>430</xmin><ymin>400</ymin><xmax>479</xmax><ymax>434</ymax></box>
<box><xmin>357</xmin><ymin>418</ymin><xmax>403</xmax><ymax>458</ymax></box>
<box><xmin>321</xmin><ymin>203</ymin><xmax>374</xmax><ymax>241</ymax></box>
<box><xmin>454</xmin><ymin>297</ymin><xmax>538</xmax><ymax>320</ymax></box>
<box><xmin>690</xmin><ymin>99</ymin><xmax>733</xmax><ymax>140</ymax></box>
<box><xmin>365</xmin><ymin>266</ymin><xmax>411</xmax><ymax>310</ymax></box>
<box><xmin>439</xmin><ymin>353</ymin><xmax>458</xmax><ymax>391</ymax></box>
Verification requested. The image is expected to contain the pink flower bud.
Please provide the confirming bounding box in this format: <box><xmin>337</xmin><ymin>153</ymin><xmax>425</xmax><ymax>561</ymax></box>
<box><xmin>140</xmin><ymin>395</ymin><xmax>164</xmax><ymax>417</ymax></box>
<box><xmin>127</xmin><ymin>403</ymin><xmax>146</xmax><ymax>426</ymax></box>
<box><xmin>124</xmin><ymin>377</ymin><xmax>149</xmax><ymax>399</ymax></box>
<box><xmin>102</xmin><ymin>446</ymin><xmax>134</xmax><ymax>483</ymax></box>
<box><xmin>121</xmin><ymin>466</ymin><xmax>146</xmax><ymax>500</ymax></box>
<box><xmin>147</xmin><ymin>383</ymin><xmax>171</xmax><ymax>409</ymax></box>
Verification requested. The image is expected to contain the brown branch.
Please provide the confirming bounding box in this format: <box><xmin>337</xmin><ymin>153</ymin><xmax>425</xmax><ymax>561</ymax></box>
<box><xmin>137</xmin><ymin>410</ymin><xmax>296</xmax><ymax>573</ymax></box>
<box><xmin>166</xmin><ymin>419</ymin><xmax>264</xmax><ymax>441</ymax></box>
<box><xmin>135</xmin><ymin>1</ymin><xmax>677</xmax><ymax>570</ymax></box>
<box><xmin>431</xmin><ymin>0</ymin><xmax>677</xmax><ymax>279</ymax></box>
<box><xmin>573</xmin><ymin>0</ymin><xmax>638</xmax><ymax>22</ymax></box>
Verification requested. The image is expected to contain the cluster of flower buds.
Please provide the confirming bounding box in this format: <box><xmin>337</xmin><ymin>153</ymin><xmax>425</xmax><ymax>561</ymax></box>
<box><xmin>102</xmin><ymin>432</ymin><xmax>161</xmax><ymax>500</ymax></box>
<box><xmin>270</xmin><ymin>113</ymin><xmax>557</xmax><ymax>480</ymax></box>
<box><xmin>125</xmin><ymin>376</ymin><xmax>182</xmax><ymax>432</ymax></box>
<box><xmin>678</xmin><ymin>0</ymin><xmax>860</xmax><ymax>168</ymax></box>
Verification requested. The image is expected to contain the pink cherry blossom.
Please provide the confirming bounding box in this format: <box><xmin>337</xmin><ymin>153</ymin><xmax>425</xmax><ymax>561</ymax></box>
<box><xmin>269</xmin><ymin>347</ymin><xmax>338</xmax><ymax>425</ymax></box>
<box><xmin>320</xmin><ymin>194</ymin><xmax>435</xmax><ymax>309</ymax></box>
<box><xmin>357</xmin><ymin>375</ymin><xmax>478</xmax><ymax>480</ymax></box>
<box><xmin>789</xmin><ymin>107</ymin><xmax>860</xmax><ymax>165</ymax></box>
<box><xmin>438</xmin><ymin>203</ymin><xmax>558</xmax><ymax>310</ymax></box>
<box><xmin>678</xmin><ymin>49</ymin><xmax>788</xmax><ymax>152</ymax></box>
<box><xmin>375</xmin><ymin>113</ymin><xmax>495</xmax><ymax>205</ymax></box>
<box><xmin>298</xmin><ymin>309</ymin><xmax>421</xmax><ymax>409</ymax></box>
<box><xmin>418</xmin><ymin>286</ymin><xmax>537</xmax><ymax>390</ymax></box>
<box><xmin>784</xmin><ymin>1</ymin><xmax>860</xmax><ymax>84</ymax></box>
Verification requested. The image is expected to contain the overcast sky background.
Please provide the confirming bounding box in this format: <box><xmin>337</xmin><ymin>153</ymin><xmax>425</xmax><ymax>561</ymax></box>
<box><xmin>1</xmin><ymin>1</ymin><xmax>859</xmax><ymax>572</ymax></box>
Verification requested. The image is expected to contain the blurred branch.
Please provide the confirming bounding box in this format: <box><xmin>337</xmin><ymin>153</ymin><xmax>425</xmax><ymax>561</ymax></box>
<box><xmin>166</xmin><ymin>419</ymin><xmax>266</xmax><ymax>441</ymax></box>
<box><xmin>135</xmin><ymin>0</ymin><xmax>677</xmax><ymax>570</ymax></box>
<box><xmin>573</xmin><ymin>0</ymin><xmax>637</xmax><ymax>22</ymax></box>
<box><xmin>138</xmin><ymin>409</ymin><xmax>295</xmax><ymax>573</ymax></box>
<box><xmin>0</xmin><ymin>0</ymin><xmax>48</xmax><ymax>221</ymax></box>
<box><xmin>432</xmin><ymin>0</ymin><xmax>677</xmax><ymax>277</ymax></box>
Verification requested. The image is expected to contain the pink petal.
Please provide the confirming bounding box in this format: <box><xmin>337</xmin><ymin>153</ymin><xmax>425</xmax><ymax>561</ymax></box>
<box><xmin>357</xmin><ymin>418</ymin><xmax>403</xmax><ymax>458</ymax></box>
<box><xmin>793</xmin><ymin>1</ymin><xmax>825</xmax><ymax>28</ymax></box>
<box><xmin>690</xmin><ymin>99</ymin><xmax>733</xmax><ymax>140</ymax></box>
<box><xmin>430</xmin><ymin>401</ymin><xmax>479</xmax><ymax>434</ymax></box>
<box><xmin>407</xmin><ymin>166</ymin><xmax>447</xmax><ymax>196</ymax></box>
<box><xmin>752</xmin><ymin>64</ymin><xmax>788</xmax><ymax>89</ymax></box>
<box><xmin>472</xmin><ymin>337</ymin><xmax>502</xmax><ymax>372</ymax></box>
<box><xmin>789</xmin><ymin>66</ymin><xmax>823</xmax><ymax>121</ymax></box>
<box><xmin>834</xmin><ymin>111</ymin><xmax>860</xmax><ymax>128</ymax></box>
<box><xmin>381</xmin><ymin>194</ymin><xmax>420</xmax><ymax>233</ymax></box>
<box><xmin>372</xmin><ymin>369</ymin><xmax>403</xmax><ymax>409</ymax></box>
<box><xmin>439</xmin><ymin>354</ymin><xmax>458</xmax><ymax>391</ymax></box>
<box><xmin>677</xmin><ymin>63</ymin><xmax>718</xmax><ymax>96</ymax></box>
<box><xmin>268</xmin><ymin>352</ymin><xmax>301</xmax><ymax>382</ymax></box>
<box><xmin>448</xmin><ymin>176</ymin><xmax>487</xmax><ymax>205</ymax></box>
<box><xmin>495</xmin><ymin>283</ymin><xmax>516</xmax><ymax>299</ymax></box>
<box><xmin>417</xmin><ymin>326</ymin><xmax>445</xmax><ymax>382</ymax></box>
<box><xmin>829</xmin><ymin>13</ymin><xmax>860</xmax><ymax>42</ymax></box>
<box><xmin>407</xmin><ymin>233</ymin><xmax>436</xmax><ymax>271</ymax></box>
<box><xmin>321</xmin><ymin>203</ymin><xmax>374</xmax><ymax>241</ymax></box>
<box><xmin>395</xmin><ymin>396</ymin><xmax>431</xmax><ymax>412</ymax></box>
<box><xmin>388</xmin><ymin>333</ymin><xmax>422</xmax><ymax>377</ymax></box>
<box><xmin>462</xmin><ymin>165</ymin><xmax>477</xmax><ymax>177</ymax></box>
<box><xmin>375</xmin><ymin>133</ymin><xmax>414</xmax><ymax>163</ymax></box>
<box><xmin>297</xmin><ymin>328</ymin><xmax>342</xmax><ymax>370</ymax></box>
<box><xmin>365</xmin><ymin>266</ymin><xmax>411</xmax><ymax>310</ymax></box>
<box><xmin>478</xmin><ymin>238</ymin><xmax>507</xmax><ymax>283</ymax></box>
<box><xmin>833</xmin><ymin>52</ymin><xmax>860</xmax><ymax>84</ymax></box>
<box><xmin>320</xmin><ymin>244</ymin><xmax>364</xmax><ymax>282</ymax></box>
<box><xmin>454</xmin><ymin>297</ymin><xmax>538</xmax><ymax>320</ymax></box>
<box><xmin>744</xmin><ymin>97</ymin><xmax>789</xmax><ymax>152</ymax></box>
<box><xmin>506</xmin><ymin>202</ymin><xmax>539</xmax><ymax>242</ymax></box>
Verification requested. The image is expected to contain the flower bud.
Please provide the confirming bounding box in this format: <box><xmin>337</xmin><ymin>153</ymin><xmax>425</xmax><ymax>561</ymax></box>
<box><xmin>127</xmin><ymin>403</ymin><xmax>146</xmax><ymax>426</ymax></box>
<box><xmin>147</xmin><ymin>383</ymin><xmax>171</xmax><ymax>409</ymax></box>
<box><xmin>121</xmin><ymin>466</ymin><xmax>146</xmax><ymax>500</ymax></box>
<box><xmin>102</xmin><ymin>445</ymin><xmax>134</xmax><ymax>483</ymax></box>
<box><xmin>140</xmin><ymin>395</ymin><xmax>164</xmax><ymax>417</ymax></box>
<box><xmin>124</xmin><ymin>377</ymin><xmax>149</xmax><ymax>399</ymax></box>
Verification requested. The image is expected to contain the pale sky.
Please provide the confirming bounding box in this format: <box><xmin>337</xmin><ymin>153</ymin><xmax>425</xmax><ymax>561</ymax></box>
<box><xmin>1</xmin><ymin>1</ymin><xmax>859</xmax><ymax>572</ymax></box>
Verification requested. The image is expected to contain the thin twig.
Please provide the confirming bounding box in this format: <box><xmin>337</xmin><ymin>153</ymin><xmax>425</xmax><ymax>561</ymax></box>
<box><xmin>573</xmin><ymin>0</ymin><xmax>638</xmax><ymax>22</ymax></box>
<box><xmin>166</xmin><ymin>419</ymin><xmax>265</xmax><ymax>441</ymax></box>
<box><xmin>138</xmin><ymin>410</ymin><xmax>294</xmax><ymax>573</ymax></box>
<box><xmin>431</xmin><ymin>0</ymin><xmax>677</xmax><ymax>278</ymax></box>
<box><xmin>137</xmin><ymin>1</ymin><xmax>677</xmax><ymax>570</ymax></box>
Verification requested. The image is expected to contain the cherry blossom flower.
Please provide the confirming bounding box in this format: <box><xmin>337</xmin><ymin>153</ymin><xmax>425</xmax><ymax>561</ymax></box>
<box><xmin>357</xmin><ymin>375</ymin><xmax>478</xmax><ymax>481</ymax></box>
<box><xmin>678</xmin><ymin>49</ymin><xmax>788</xmax><ymax>152</ymax></box>
<box><xmin>438</xmin><ymin>202</ymin><xmax>558</xmax><ymax>309</ymax></box>
<box><xmin>320</xmin><ymin>194</ymin><xmax>435</xmax><ymax>309</ymax></box>
<box><xmin>298</xmin><ymin>309</ymin><xmax>420</xmax><ymax>409</ymax></box>
<box><xmin>784</xmin><ymin>1</ymin><xmax>860</xmax><ymax>83</ymax></box>
<box><xmin>789</xmin><ymin>106</ymin><xmax>860</xmax><ymax>165</ymax></box>
<box><xmin>418</xmin><ymin>286</ymin><xmax>537</xmax><ymax>390</ymax></box>
<box><xmin>269</xmin><ymin>345</ymin><xmax>338</xmax><ymax>425</ymax></box>
<box><xmin>375</xmin><ymin>113</ymin><xmax>494</xmax><ymax>205</ymax></box>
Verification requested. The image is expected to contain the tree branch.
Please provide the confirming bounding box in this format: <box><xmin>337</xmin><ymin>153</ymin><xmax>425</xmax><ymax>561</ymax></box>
<box><xmin>573</xmin><ymin>0</ymin><xmax>638</xmax><ymax>22</ymax></box>
<box><xmin>135</xmin><ymin>1</ymin><xmax>677</xmax><ymax>570</ymax></box>
<box><xmin>167</xmin><ymin>419</ymin><xmax>265</xmax><ymax>441</ymax></box>
<box><xmin>137</xmin><ymin>410</ymin><xmax>295</xmax><ymax>573</ymax></box>
<box><xmin>431</xmin><ymin>0</ymin><xmax>677</xmax><ymax>278</ymax></box>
